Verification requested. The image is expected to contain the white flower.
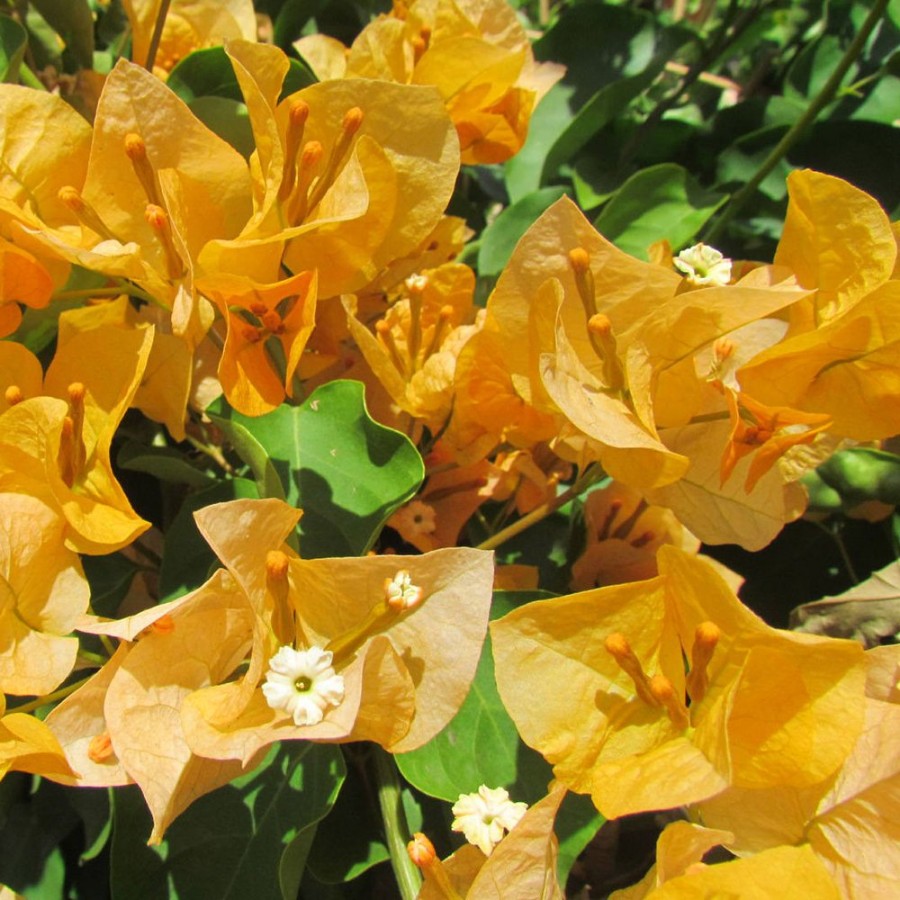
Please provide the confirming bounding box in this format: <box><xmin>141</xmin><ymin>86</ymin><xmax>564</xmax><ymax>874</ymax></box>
<box><xmin>261</xmin><ymin>645</ymin><xmax>345</xmax><ymax>726</ymax></box>
<box><xmin>451</xmin><ymin>785</ymin><xmax>528</xmax><ymax>855</ymax></box>
<box><xmin>384</xmin><ymin>569</ymin><xmax>424</xmax><ymax>611</ymax></box>
<box><xmin>673</xmin><ymin>243</ymin><xmax>732</xmax><ymax>287</ymax></box>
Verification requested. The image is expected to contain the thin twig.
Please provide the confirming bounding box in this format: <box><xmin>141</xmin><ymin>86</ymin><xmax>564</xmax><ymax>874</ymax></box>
<box><xmin>704</xmin><ymin>0</ymin><xmax>890</xmax><ymax>244</ymax></box>
<box><xmin>144</xmin><ymin>0</ymin><xmax>173</xmax><ymax>72</ymax></box>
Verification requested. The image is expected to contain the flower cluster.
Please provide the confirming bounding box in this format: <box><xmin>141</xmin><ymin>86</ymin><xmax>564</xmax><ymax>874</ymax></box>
<box><xmin>0</xmin><ymin>0</ymin><xmax>897</xmax><ymax>895</ymax></box>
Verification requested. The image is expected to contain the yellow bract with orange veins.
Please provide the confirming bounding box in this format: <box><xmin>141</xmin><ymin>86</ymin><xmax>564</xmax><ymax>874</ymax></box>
<box><xmin>491</xmin><ymin>546</ymin><xmax>866</xmax><ymax>820</ymax></box>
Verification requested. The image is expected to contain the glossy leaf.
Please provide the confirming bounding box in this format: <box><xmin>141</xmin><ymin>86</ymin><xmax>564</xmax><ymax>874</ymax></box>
<box><xmin>593</xmin><ymin>164</ymin><xmax>726</xmax><ymax>259</ymax></box>
<box><xmin>109</xmin><ymin>743</ymin><xmax>345</xmax><ymax>900</ymax></box>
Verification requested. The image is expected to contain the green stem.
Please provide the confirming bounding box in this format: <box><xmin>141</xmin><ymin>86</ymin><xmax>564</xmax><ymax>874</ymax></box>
<box><xmin>476</xmin><ymin>463</ymin><xmax>605</xmax><ymax>551</ymax></box>
<box><xmin>704</xmin><ymin>0</ymin><xmax>889</xmax><ymax>244</ymax></box>
<box><xmin>373</xmin><ymin>747</ymin><xmax>421</xmax><ymax>900</ymax></box>
<box><xmin>144</xmin><ymin>0</ymin><xmax>173</xmax><ymax>72</ymax></box>
<box><xmin>8</xmin><ymin>675</ymin><xmax>93</xmax><ymax>715</ymax></box>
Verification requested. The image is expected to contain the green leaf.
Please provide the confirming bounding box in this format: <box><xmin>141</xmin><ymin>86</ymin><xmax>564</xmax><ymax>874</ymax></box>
<box><xmin>189</xmin><ymin>96</ymin><xmax>255</xmax><ymax>159</ymax></box>
<box><xmin>110</xmin><ymin>743</ymin><xmax>345</xmax><ymax>900</ymax></box>
<box><xmin>477</xmin><ymin>186</ymin><xmax>569</xmax><ymax>277</ymax></box>
<box><xmin>305</xmin><ymin>751</ymin><xmax>391</xmax><ymax>884</ymax></box>
<box><xmin>396</xmin><ymin>590</ymin><xmax>603</xmax><ymax>883</ymax></box>
<box><xmin>168</xmin><ymin>45</ymin><xmax>315</xmax><ymax>105</ymax></box>
<box><xmin>395</xmin><ymin>592</ymin><xmax>551</xmax><ymax>801</ymax></box>
<box><xmin>592</xmin><ymin>163</ymin><xmax>727</xmax><ymax>258</ymax></box>
<box><xmin>117</xmin><ymin>441</ymin><xmax>216</xmax><ymax>489</ymax></box>
<box><xmin>504</xmin><ymin>4</ymin><xmax>692</xmax><ymax>201</ymax></box>
<box><xmin>0</xmin><ymin>17</ymin><xmax>27</xmax><ymax>83</ymax></box>
<box><xmin>29</xmin><ymin>0</ymin><xmax>94</xmax><ymax>70</ymax></box>
<box><xmin>208</xmin><ymin>381</ymin><xmax>424</xmax><ymax>558</ymax></box>
<box><xmin>157</xmin><ymin>477</ymin><xmax>260</xmax><ymax>599</ymax></box>
<box><xmin>81</xmin><ymin>552</ymin><xmax>139</xmax><ymax>619</ymax></box>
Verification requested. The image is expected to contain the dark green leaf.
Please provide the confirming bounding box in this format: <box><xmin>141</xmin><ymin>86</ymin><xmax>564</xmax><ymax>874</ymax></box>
<box><xmin>157</xmin><ymin>477</ymin><xmax>260</xmax><ymax>599</ymax></box>
<box><xmin>30</xmin><ymin>0</ymin><xmax>94</xmax><ymax>70</ymax></box>
<box><xmin>0</xmin><ymin>17</ymin><xmax>27</xmax><ymax>84</ymax></box>
<box><xmin>168</xmin><ymin>45</ymin><xmax>315</xmax><ymax>105</ymax></box>
<box><xmin>111</xmin><ymin>743</ymin><xmax>345</xmax><ymax>900</ymax></box>
<box><xmin>188</xmin><ymin>96</ymin><xmax>255</xmax><ymax>159</ymax></box>
<box><xmin>117</xmin><ymin>441</ymin><xmax>216</xmax><ymax>489</ymax></box>
<box><xmin>395</xmin><ymin>592</ymin><xmax>552</xmax><ymax>801</ymax></box>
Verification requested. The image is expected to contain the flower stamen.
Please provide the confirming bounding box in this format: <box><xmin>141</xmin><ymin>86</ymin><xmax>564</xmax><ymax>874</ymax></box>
<box><xmin>604</xmin><ymin>633</ymin><xmax>658</xmax><ymax>707</ymax></box>
<box><xmin>685</xmin><ymin>620</ymin><xmax>721</xmax><ymax>703</ymax></box>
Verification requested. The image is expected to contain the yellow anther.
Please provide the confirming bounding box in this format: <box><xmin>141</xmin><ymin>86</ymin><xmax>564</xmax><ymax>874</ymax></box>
<box><xmin>58</xmin><ymin>185</ymin><xmax>85</xmax><ymax>212</ymax></box>
<box><xmin>58</xmin><ymin>185</ymin><xmax>117</xmax><ymax>240</ymax></box>
<box><xmin>149</xmin><ymin>614</ymin><xmax>175</xmax><ymax>635</ymax></box>
<box><xmin>305</xmin><ymin>110</ymin><xmax>364</xmax><ymax>216</ymax></box>
<box><xmin>408</xmin><ymin>832</ymin><xmax>462</xmax><ymax>900</ymax></box>
<box><xmin>87</xmin><ymin>732</ymin><xmax>115</xmax><ymax>764</ymax></box>
<box><xmin>125</xmin><ymin>133</ymin><xmax>161</xmax><ymax>207</ymax></box>
<box><xmin>567</xmin><ymin>247</ymin><xmax>590</xmax><ymax>274</ymax></box>
<box><xmin>4</xmin><ymin>385</ymin><xmax>24</xmax><ymax>406</ymax></box>
<box><xmin>286</xmin><ymin>140</ymin><xmax>324</xmax><ymax>223</ymax></box>
<box><xmin>279</xmin><ymin>99</ymin><xmax>312</xmax><ymax>202</ymax></box>
<box><xmin>587</xmin><ymin>313</ymin><xmax>612</xmax><ymax>337</ymax></box>
<box><xmin>144</xmin><ymin>204</ymin><xmax>185</xmax><ymax>280</ymax></box>
<box><xmin>67</xmin><ymin>382</ymin><xmax>86</xmax><ymax>404</ymax></box>
<box><xmin>266</xmin><ymin>550</ymin><xmax>290</xmax><ymax>581</ymax></box>
<box><xmin>714</xmin><ymin>338</ymin><xmax>736</xmax><ymax>362</ymax></box>
<box><xmin>301</xmin><ymin>140</ymin><xmax>324</xmax><ymax>169</ymax></box>
<box><xmin>604</xmin><ymin>633</ymin><xmax>657</xmax><ymax>707</ymax></box>
<box><xmin>685</xmin><ymin>620</ymin><xmax>721</xmax><ymax>703</ymax></box>
<box><xmin>342</xmin><ymin>106</ymin><xmax>364</xmax><ymax>136</ymax></box>
<box><xmin>123</xmin><ymin>132</ymin><xmax>147</xmax><ymax>161</ymax></box>
<box><xmin>586</xmin><ymin>314</ymin><xmax>625</xmax><ymax>392</ymax></box>
<box><xmin>649</xmin><ymin>674</ymin><xmax>690</xmax><ymax>730</ymax></box>
<box><xmin>376</xmin><ymin>319</ymin><xmax>407</xmax><ymax>376</ymax></box>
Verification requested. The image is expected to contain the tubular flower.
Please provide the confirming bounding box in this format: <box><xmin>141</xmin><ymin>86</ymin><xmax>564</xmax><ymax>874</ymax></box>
<box><xmin>262</xmin><ymin>645</ymin><xmax>345</xmax><ymax>726</ymax></box>
<box><xmin>491</xmin><ymin>546</ymin><xmax>866</xmax><ymax>820</ymax></box>
<box><xmin>451</xmin><ymin>786</ymin><xmax>528</xmax><ymax>856</ymax></box>
<box><xmin>673</xmin><ymin>243</ymin><xmax>733</xmax><ymax>287</ymax></box>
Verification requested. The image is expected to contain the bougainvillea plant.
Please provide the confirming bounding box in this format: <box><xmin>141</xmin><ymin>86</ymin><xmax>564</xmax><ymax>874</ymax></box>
<box><xmin>0</xmin><ymin>0</ymin><xmax>898</xmax><ymax>897</ymax></box>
